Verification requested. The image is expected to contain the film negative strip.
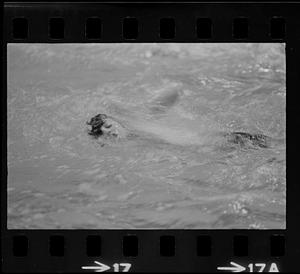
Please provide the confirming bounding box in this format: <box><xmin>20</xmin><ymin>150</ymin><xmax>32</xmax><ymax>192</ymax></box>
<box><xmin>2</xmin><ymin>1</ymin><xmax>299</xmax><ymax>273</ymax></box>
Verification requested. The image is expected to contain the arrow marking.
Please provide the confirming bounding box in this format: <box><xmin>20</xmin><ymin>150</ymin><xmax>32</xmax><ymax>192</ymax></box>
<box><xmin>82</xmin><ymin>261</ymin><xmax>111</xmax><ymax>272</ymax></box>
<box><xmin>217</xmin><ymin>261</ymin><xmax>246</xmax><ymax>272</ymax></box>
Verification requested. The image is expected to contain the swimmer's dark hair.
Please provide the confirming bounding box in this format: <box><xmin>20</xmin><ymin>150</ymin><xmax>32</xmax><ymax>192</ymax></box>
<box><xmin>86</xmin><ymin>113</ymin><xmax>109</xmax><ymax>137</ymax></box>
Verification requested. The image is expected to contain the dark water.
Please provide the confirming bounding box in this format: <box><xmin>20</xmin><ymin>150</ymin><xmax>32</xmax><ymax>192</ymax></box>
<box><xmin>7</xmin><ymin>44</ymin><xmax>286</xmax><ymax>229</ymax></box>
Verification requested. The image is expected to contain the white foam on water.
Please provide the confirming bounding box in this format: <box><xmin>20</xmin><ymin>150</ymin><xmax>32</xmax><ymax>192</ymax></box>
<box><xmin>125</xmin><ymin>110</ymin><xmax>216</xmax><ymax>146</ymax></box>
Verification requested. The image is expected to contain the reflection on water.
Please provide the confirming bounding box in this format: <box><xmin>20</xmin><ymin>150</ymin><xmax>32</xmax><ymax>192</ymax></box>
<box><xmin>7</xmin><ymin>43</ymin><xmax>286</xmax><ymax>229</ymax></box>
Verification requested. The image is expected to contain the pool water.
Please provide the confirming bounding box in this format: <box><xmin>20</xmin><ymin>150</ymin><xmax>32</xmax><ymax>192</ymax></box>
<box><xmin>7</xmin><ymin>43</ymin><xmax>286</xmax><ymax>229</ymax></box>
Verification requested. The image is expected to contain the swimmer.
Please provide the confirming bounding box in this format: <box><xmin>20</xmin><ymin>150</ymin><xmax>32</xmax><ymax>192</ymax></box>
<box><xmin>86</xmin><ymin>114</ymin><xmax>111</xmax><ymax>137</ymax></box>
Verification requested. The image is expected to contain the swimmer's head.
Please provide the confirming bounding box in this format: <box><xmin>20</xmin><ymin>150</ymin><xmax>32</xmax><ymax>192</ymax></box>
<box><xmin>96</xmin><ymin>114</ymin><xmax>108</xmax><ymax>120</ymax></box>
<box><xmin>86</xmin><ymin>114</ymin><xmax>108</xmax><ymax>125</ymax></box>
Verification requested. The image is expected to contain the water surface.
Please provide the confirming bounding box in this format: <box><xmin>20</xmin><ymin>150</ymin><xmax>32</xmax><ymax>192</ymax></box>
<box><xmin>7</xmin><ymin>43</ymin><xmax>286</xmax><ymax>229</ymax></box>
